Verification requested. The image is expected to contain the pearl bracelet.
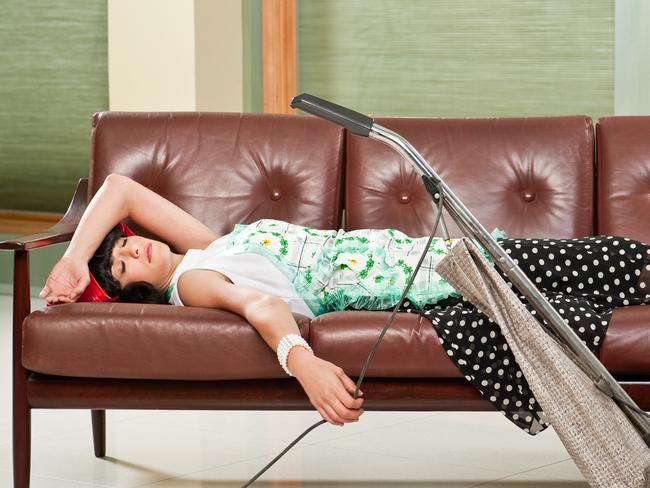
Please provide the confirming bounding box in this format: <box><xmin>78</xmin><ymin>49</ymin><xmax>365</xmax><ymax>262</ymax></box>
<box><xmin>277</xmin><ymin>333</ymin><xmax>313</xmax><ymax>377</ymax></box>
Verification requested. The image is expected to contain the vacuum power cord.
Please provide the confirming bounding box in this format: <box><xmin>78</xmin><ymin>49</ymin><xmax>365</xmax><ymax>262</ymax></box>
<box><xmin>241</xmin><ymin>176</ymin><xmax>446</xmax><ymax>487</ymax></box>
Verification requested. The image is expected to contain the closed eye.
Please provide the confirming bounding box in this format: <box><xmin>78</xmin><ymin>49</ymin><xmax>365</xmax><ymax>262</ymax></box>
<box><xmin>121</xmin><ymin>238</ymin><xmax>127</xmax><ymax>275</ymax></box>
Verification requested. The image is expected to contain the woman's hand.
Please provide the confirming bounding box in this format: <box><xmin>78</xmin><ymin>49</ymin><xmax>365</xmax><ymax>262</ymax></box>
<box><xmin>289</xmin><ymin>348</ymin><xmax>365</xmax><ymax>427</ymax></box>
<box><xmin>39</xmin><ymin>255</ymin><xmax>90</xmax><ymax>304</ymax></box>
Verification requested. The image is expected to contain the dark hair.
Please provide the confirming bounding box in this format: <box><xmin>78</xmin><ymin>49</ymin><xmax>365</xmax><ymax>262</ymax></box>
<box><xmin>88</xmin><ymin>224</ymin><xmax>168</xmax><ymax>304</ymax></box>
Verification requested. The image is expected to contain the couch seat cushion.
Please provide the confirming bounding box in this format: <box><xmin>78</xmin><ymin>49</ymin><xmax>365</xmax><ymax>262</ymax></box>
<box><xmin>310</xmin><ymin>311</ymin><xmax>464</xmax><ymax>378</ymax></box>
<box><xmin>599</xmin><ymin>305</ymin><xmax>650</xmax><ymax>376</ymax></box>
<box><xmin>22</xmin><ymin>303</ymin><xmax>311</xmax><ymax>380</ymax></box>
<box><xmin>23</xmin><ymin>303</ymin><xmax>648</xmax><ymax>381</ymax></box>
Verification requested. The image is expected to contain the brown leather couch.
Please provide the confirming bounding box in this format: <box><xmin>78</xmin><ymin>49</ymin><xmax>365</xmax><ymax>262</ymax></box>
<box><xmin>2</xmin><ymin>112</ymin><xmax>649</xmax><ymax>488</ymax></box>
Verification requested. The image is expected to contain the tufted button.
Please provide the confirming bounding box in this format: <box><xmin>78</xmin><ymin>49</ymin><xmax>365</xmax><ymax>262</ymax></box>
<box><xmin>270</xmin><ymin>189</ymin><xmax>282</xmax><ymax>201</ymax></box>
<box><xmin>522</xmin><ymin>190</ymin><xmax>536</xmax><ymax>202</ymax></box>
<box><xmin>399</xmin><ymin>191</ymin><xmax>411</xmax><ymax>204</ymax></box>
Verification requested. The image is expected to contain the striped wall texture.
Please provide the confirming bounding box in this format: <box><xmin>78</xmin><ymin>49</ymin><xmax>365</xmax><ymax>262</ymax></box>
<box><xmin>0</xmin><ymin>0</ymin><xmax>108</xmax><ymax>213</ymax></box>
<box><xmin>298</xmin><ymin>0</ymin><xmax>614</xmax><ymax>119</ymax></box>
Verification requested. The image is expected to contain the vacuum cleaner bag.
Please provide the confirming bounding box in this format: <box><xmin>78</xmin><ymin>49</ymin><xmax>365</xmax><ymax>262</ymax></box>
<box><xmin>434</xmin><ymin>237</ymin><xmax>650</xmax><ymax>488</ymax></box>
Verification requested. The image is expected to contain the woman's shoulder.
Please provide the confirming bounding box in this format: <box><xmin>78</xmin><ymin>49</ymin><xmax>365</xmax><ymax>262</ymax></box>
<box><xmin>168</xmin><ymin>250</ymin><xmax>233</xmax><ymax>306</ymax></box>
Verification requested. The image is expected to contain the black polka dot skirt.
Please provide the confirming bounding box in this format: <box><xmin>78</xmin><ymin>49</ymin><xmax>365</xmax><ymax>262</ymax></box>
<box><xmin>398</xmin><ymin>235</ymin><xmax>650</xmax><ymax>435</ymax></box>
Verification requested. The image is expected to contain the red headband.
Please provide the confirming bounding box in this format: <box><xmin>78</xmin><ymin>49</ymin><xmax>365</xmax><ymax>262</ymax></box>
<box><xmin>76</xmin><ymin>222</ymin><xmax>136</xmax><ymax>303</ymax></box>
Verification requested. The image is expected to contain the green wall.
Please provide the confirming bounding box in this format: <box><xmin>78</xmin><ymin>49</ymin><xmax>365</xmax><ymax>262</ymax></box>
<box><xmin>298</xmin><ymin>0</ymin><xmax>615</xmax><ymax>119</ymax></box>
<box><xmin>243</xmin><ymin>0</ymin><xmax>263</xmax><ymax>113</ymax></box>
<box><xmin>0</xmin><ymin>1</ymin><xmax>107</xmax><ymax>293</ymax></box>
<box><xmin>0</xmin><ymin>0</ymin><xmax>108</xmax><ymax>213</ymax></box>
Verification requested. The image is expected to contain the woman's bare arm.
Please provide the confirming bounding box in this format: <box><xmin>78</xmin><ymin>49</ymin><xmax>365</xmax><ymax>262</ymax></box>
<box><xmin>65</xmin><ymin>174</ymin><xmax>218</xmax><ymax>262</ymax></box>
<box><xmin>116</xmin><ymin>174</ymin><xmax>218</xmax><ymax>253</ymax></box>
<box><xmin>179</xmin><ymin>269</ymin><xmax>365</xmax><ymax>426</ymax></box>
<box><xmin>40</xmin><ymin>174</ymin><xmax>218</xmax><ymax>303</ymax></box>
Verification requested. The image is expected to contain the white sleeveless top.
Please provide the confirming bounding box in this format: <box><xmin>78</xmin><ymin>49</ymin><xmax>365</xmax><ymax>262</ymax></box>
<box><xmin>168</xmin><ymin>234</ymin><xmax>315</xmax><ymax>319</ymax></box>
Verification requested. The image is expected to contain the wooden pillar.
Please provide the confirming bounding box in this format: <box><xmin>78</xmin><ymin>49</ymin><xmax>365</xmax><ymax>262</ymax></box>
<box><xmin>262</xmin><ymin>0</ymin><xmax>297</xmax><ymax>114</ymax></box>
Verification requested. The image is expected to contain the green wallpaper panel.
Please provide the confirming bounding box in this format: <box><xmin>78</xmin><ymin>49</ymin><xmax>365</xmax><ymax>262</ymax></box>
<box><xmin>298</xmin><ymin>0</ymin><xmax>614</xmax><ymax>119</ymax></box>
<box><xmin>0</xmin><ymin>0</ymin><xmax>108</xmax><ymax>212</ymax></box>
<box><xmin>243</xmin><ymin>0</ymin><xmax>263</xmax><ymax>113</ymax></box>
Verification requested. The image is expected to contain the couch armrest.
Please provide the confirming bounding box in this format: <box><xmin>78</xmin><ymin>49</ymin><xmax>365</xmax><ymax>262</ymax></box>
<box><xmin>0</xmin><ymin>178</ymin><xmax>88</xmax><ymax>251</ymax></box>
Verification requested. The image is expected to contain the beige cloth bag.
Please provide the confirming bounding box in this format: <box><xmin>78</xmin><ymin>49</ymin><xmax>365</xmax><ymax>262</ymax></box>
<box><xmin>434</xmin><ymin>237</ymin><xmax>650</xmax><ymax>488</ymax></box>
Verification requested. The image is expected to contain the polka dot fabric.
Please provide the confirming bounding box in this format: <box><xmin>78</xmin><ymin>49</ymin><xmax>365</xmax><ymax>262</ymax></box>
<box><xmin>396</xmin><ymin>236</ymin><xmax>650</xmax><ymax>435</ymax></box>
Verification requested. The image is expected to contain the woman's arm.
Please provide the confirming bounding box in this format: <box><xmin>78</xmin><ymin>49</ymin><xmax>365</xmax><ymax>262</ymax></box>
<box><xmin>40</xmin><ymin>174</ymin><xmax>219</xmax><ymax>303</ymax></box>
<box><xmin>179</xmin><ymin>269</ymin><xmax>365</xmax><ymax>426</ymax></box>
<box><xmin>66</xmin><ymin>173</ymin><xmax>218</xmax><ymax>261</ymax></box>
<box><xmin>252</xmin><ymin>303</ymin><xmax>365</xmax><ymax>427</ymax></box>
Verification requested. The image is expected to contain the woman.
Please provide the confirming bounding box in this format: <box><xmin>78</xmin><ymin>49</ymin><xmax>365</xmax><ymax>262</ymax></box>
<box><xmin>40</xmin><ymin>174</ymin><xmax>650</xmax><ymax>434</ymax></box>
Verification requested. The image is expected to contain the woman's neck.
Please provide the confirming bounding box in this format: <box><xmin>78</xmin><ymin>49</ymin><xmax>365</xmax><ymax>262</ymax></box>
<box><xmin>159</xmin><ymin>252</ymin><xmax>185</xmax><ymax>292</ymax></box>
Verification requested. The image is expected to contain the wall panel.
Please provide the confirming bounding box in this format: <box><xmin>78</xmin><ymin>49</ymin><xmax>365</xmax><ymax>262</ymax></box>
<box><xmin>0</xmin><ymin>0</ymin><xmax>108</xmax><ymax>212</ymax></box>
<box><xmin>298</xmin><ymin>0</ymin><xmax>614</xmax><ymax>119</ymax></box>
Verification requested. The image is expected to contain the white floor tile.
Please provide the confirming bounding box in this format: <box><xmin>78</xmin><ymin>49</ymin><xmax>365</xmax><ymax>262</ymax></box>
<box><xmin>501</xmin><ymin>458</ymin><xmax>589</xmax><ymax>482</ymax></box>
<box><xmin>0</xmin><ymin>467</ymin><xmax>113</xmax><ymax>487</ymax></box>
<box><xmin>133</xmin><ymin>409</ymin><xmax>442</xmax><ymax>445</ymax></box>
<box><xmin>314</xmin><ymin>411</ymin><xmax>574</xmax><ymax>475</ymax></box>
<box><xmin>137</xmin><ymin>443</ymin><xmax>515</xmax><ymax>487</ymax></box>
<box><xmin>470</xmin><ymin>478</ymin><xmax>587</xmax><ymax>488</ymax></box>
<box><xmin>0</xmin><ymin>414</ymin><xmax>299</xmax><ymax>487</ymax></box>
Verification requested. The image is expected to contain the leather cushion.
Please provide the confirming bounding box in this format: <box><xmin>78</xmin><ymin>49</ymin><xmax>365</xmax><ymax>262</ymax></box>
<box><xmin>347</xmin><ymin>116</ymin><xmax>594</xmax><ymax>239</ymax></box>
<box><xmin>599</xmin><ymin>305</ymin><xmax>650</xmax><ymax>376</ymax></box>
<box><xmin>25</xmin><ymin>304</ymin><xmax>648</xmax><ymax>380</ymax></box>
<box><xmin>23</xmin><ymin>302</ymin><xmax>310</xmax><ymax>380</ymax></box>
<box><xmin>22</xmin><ymin>303</ymin><xmax>463</xmax><ymax>380</ymax></box>
<box><xmin>597</xmin><ymin>116</ymin><xmax>650</xmax><ymax>244</ymax></box>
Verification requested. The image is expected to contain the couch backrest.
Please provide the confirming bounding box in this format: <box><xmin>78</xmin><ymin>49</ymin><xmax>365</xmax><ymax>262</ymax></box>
<box><xmin>346</xmin><ymin>116</ymin><xmax>595</xmax><ymax>239</ymax></box>
<box><xmin>597</xmin><ymin>116</ymin><xmax>650</xmax><ymax>244</ymax></box>
<box><xmin>89</xmin><ymin>112</ymin><xmax>346</xmax><ymax>236</ymax></box>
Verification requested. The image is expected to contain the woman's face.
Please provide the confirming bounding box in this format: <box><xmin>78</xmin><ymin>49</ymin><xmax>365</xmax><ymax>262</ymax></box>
<box><xmin>110</xmin><ymin>235</ymin><xmax>176</xmax><ymax>290</ymax></box>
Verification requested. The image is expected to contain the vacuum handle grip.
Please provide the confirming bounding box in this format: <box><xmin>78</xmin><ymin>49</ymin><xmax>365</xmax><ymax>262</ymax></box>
<box><xmin>291</xmin><ymin>93</ymin><xmax>374</xmax><ymax>137</ymax></box>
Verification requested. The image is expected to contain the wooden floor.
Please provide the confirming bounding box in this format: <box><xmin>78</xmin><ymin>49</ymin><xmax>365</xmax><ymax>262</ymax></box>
<box><xmin>0</xmin><ymin>211</ymin><xmax>61</xmax><ymax>236</ymax></box>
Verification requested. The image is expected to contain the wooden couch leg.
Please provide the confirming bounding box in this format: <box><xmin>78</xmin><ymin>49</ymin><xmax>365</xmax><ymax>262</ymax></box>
<box><xmin>91</xmin><ymin>410</ymin><xmax>106</xmax><ymax>458</ymax></box>
<box><xmin>13</xmin><ymin>250</ymin><xmax>31</xmax><ymax>488</ymax></box>
<box><xmin>13</xmin><ymin>388</ymin><xmax>31</xmax><ymax>488</ymax></box>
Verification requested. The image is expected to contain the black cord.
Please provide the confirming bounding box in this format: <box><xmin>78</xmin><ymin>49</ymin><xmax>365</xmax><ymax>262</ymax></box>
<box><xmin>241</xmin><ymin>178</ymin><xmax>447</xmax><ymax>487</ymax></box>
